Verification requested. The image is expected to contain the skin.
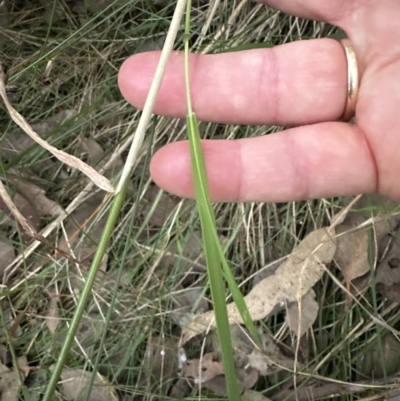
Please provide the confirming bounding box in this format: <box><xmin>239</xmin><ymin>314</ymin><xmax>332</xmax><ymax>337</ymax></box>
<box><xmin>118</xmin><ymin>0</ymin><xmax>400</xmax><ymax>203</ymax></box>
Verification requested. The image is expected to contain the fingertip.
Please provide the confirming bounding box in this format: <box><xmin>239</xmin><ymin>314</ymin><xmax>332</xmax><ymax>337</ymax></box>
<box><xmin>150</xmin><ymin>141</ymin><xmax>195</xmax><ymax>198</ymax></box>
<box><xmin>118</xmin><ymin>53</ymin><xmax>157</xmax><ymax>109</ymax></box>
<box><xmin>150</xmin><ymin>140</ymin><xmax>242</xmax><ymax>202</ymax></box>
<box><xmin>118</xmin><ymin>51</ymin><xmax>187</xmax><ymax>116</ymax></box>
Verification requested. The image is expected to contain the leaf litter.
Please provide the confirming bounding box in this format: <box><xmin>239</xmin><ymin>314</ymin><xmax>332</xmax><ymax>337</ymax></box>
<box><xmin>285</xmin><ymin>288</ymin><xmax>319</xmax><ymax>337</ymax></box>
<box><xmin>181</xmin><ymin>226</ymin><xmax>337</xmax><ymax>344</ymax></box>
<box><xmin>170</xmin><ymin>196</ymin><xmax>400</xmax><ymax>399</ymax></box>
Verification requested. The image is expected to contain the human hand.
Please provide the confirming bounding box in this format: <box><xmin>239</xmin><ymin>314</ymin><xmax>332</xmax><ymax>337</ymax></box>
<box><xmin>118</xmin><ymin>0</ymin><xmax>400</xmax><ymax>203</ymax></box>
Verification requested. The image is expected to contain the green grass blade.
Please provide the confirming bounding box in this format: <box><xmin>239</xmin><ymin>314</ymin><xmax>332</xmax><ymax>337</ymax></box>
<box><xmin>42</xmin><ymin>185</ymin><xmax>127</xmax><ymax>401</ymax></box>
<box><xmin>184</xmin><ymin>0</ymin><xmax>261</xmax><ymax>396</ymax></box>
<box><xmin>219</xmin><ymin>254</ymin><xmax>262</xmax><ymax>347</ymax></box>
<box><xmin>187</xmin><ymin>113</ymin><xmax>241</xmax><ymax>401</ymax></box>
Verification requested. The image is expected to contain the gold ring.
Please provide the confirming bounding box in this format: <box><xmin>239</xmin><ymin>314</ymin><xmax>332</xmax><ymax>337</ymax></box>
<box><xmin>340</xmin><ymin>38</ymin><xmax>359</xmax><ymax>122</ymax></box>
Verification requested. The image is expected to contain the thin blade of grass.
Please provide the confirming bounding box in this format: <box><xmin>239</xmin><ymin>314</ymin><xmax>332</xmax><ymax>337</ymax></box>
<box><xmin>41</xmin><ymin>185</ymin><xmax>127</xmax><ymax>401</ymax></box>
<box><xmin>184</xmin><ymin>0</ymin><xmax>261</xmax><ymax>396</ymax></box>
<box><xmin>187</xmin><ymin>113</ymin><xmax>241</xmax><ymax>401</ymax></box>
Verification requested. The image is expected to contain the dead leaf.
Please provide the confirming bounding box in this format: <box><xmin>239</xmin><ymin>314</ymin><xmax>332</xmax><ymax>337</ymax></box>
<box><xmin>0</xmin><ymin>362</ymin><xmax>20</xmax><ymax>401</ymax></box>
<box><xmin>357</xmin><ymin>334</ymin><xmax>400</xmax><ymax>379</ymax></box>
<box><xmin>45</xmin><ymin>290</ymin><xmax>60</xmax><ymax>334</ymax></box>
<box><xmin>0</xmin><ymin>66</ymin><xmax>114</xmax><ymax>193</ymax></box>
<box><xmin>247</xmin><ymin>347</ymin><xmax>295</xmax><ymax>376</ymax></box>
<box><xmin>182</xmin><ymin>350</ymin><xmax>259</xmax><ymax>397</ymax></box>
<box><xmin>80</xmin><ymin>138</ymin><xmax>124</xmax><ymax>179</ymax></box>
<box><xmin>182</xmin><ymin>353</ymin><xmax>224</xmax><ymax>384</ymax></box>
<box><xmin>286</xmin><ymin>289</ymin><xmax>319</xmax><ymax>337</ymax></box>
<box><xmin>17</xmin><ymin>355</ymin><xmax>30</xmax><ymax>378</ymax></box>
<box><xmin>376</xmin><ymin>226</ymin><xmax>400</xmax><ymax>304</ymax></box>
<box><xmin>12</xmin><ymin>177</ymin><xmax>62</xmax><ymax>218</ymax></box>
<box><xmin>58</xmin><ymin>368</ymin><xmax>117</xmax><ymax>401</ymax></box>
<box><xmin>211</xmin><ymin>325</ymin><xmax>295</xmax><ymax>376</ymax></box>
<box><xmin>182</xmin><ymin>228</ymin><xmax>336</xmax><ymax>344</ymax></box>
<box><xmin>0</xmin><ymin>232</ymin><xmax>15</xmax><ymax>278</ymax></box>
<box><xmin>236</xmin><ymin>366</ymin><xmax>259</xmax><ymax>389</ymax></box>
<box><xmin>335</xmin><ymin>213</ymin><xmax>370</xmax><ymax>286</ymax></box>
<box><xmin>199</xmin><ymin>367</ymin><xmax>259</xmax><ymax>397</ymax></box>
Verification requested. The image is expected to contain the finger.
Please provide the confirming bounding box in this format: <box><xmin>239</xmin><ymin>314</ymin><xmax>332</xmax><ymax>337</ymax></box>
<box><xmin>357</xmin><ymin>60</ymin><xmax>400</xmax><ymax>201</ymax></box>
<box><xmin>118</xmin><ymin>39</ymin><xmax>347</xmax><ymax>126</ymax></box>
<box><xmin>149</xmin><ymin>122</ymin><xmax>377</xmax><ymax>202</ymax></box>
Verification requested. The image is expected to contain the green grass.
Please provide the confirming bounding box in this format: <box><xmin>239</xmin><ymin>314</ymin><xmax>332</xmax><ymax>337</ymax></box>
<box><xmin>1</xmin><ymin>1</ymin><xmax>400</xmax><ymax>400</ymax></box>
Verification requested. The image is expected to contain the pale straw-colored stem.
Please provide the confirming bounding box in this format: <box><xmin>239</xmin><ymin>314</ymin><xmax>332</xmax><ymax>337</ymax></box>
<box><xmin>116</xmin><ymin>0</ymin><xmax>188</xmax><ymax>193</ymax></box>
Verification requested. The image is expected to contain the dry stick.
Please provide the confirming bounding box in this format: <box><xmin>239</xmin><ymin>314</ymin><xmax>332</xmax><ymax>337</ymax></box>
<box><xmin>0</xmin><ymin>65</ymin><xmax>114</xmax><ymax>193</ymax></box>
<box><xmin>116</xmin><ymin>0</ymin><xmax>188</xmax><ymax>193</ymax></box>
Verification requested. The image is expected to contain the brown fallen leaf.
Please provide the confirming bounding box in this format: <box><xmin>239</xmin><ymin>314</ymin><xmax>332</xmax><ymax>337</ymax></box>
<box><xmin>0</xmin><ymin>362</ymin><xmax>20</xmax><ymax>400</ymax></box>
<box><xmin>17</xmin><ymin>355</ymin><xmax>30</xmax><ymax>379</ymax></box>
<box><xmin>58</xmin><ymin>368</ymin><xmax>117</xmax><ymax>401</ymax></box>
<box><xmin>334</xmin><ymin>212</ymin><xmax>370</xmax><ymax>287</ymax></box>
<box><xmin>201</xmin><ymin>367</ymin><xmax>259</xmax><ymax>397</ymax></box>
<box><xmin>45</xmin><ymin>289</ymin><xmax>60</xmax><ymax>334</ymax></box>
<box><xmin>12</xmin><ymin>177</ymin><xmax>62</xmax><ymax>218</ymax></box>
<box><xmin>286</xmin><ymin>289</ymin><xmax>319</xmax><ymax>337</ymax></box>
<box><xmin>182</xmin><ymin>352</ymin><xmax>224</xmax><ymax>384</ymax></box>
<box><xmin>80</xmin><ymin>137</ymin><xmax>124</xmax><ymax>179</ymax></box>
<box><xmin>0</xmin><ymin>66</ymin><xmax>114</xmax><ymax>193</ymax></box>
<box><xmin>182</xmin><ymin>351</ymin><xmax>259</xmax><ymax>397</ymax></box>
<box><xmin>211</xmin><ymin>325</ymin><xmax>295</xmax><ymax>376</ymax></box>
<box><xmin>182</xmin><ymin>227</ymin><xmax>336</xmax><ymax>344</ymax></box>
<box><xmin>357</xmin><ymin>333</ymin><xmax>400</xmax><ymax>379</ymax></box>
<box><xmin>375</xmin><ymin>224</ymin><xmax>400</xmax><ymax>304</ymax></box>
<box><xmin>247</xmin><ymin>346</ymin><xmax>295</xmax><ymax>376</ymax></box>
